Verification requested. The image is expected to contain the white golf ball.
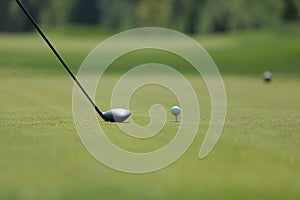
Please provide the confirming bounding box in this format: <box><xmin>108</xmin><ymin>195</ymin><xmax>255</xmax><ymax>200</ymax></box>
<box><xmin>171</xmin><ymin>106</ymin><xmax>181</xmax><ymax>116</ymax></box>
<box><xmin>263</xmin><ymin>71</ymin><xmax>272</xmax><ymax>82</ymax></box>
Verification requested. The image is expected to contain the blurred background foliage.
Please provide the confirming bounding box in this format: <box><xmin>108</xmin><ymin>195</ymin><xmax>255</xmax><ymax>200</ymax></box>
<box><xmin>0</xmin><ymin>0</ymin><xmax>299</xmax><ymax>34</ymax></box>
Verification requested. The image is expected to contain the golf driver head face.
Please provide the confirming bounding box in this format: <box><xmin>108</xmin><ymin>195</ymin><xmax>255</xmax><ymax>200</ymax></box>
<box><xmin>103</xmin><ymin>108</ymin><xmax>131</xmax><ymax>122</ymax></box>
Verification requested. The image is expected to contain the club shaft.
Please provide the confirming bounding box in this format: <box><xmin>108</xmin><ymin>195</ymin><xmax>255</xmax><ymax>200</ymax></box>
<box><xmin>16</xmin><ymin>0</ymin><xmax>106</xmax><ymax>120</ymax></box>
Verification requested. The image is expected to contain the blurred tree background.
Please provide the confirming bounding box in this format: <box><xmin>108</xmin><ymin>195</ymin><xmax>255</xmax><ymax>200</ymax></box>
<box><xmin>0</xmin><ymin>0</ymin><xmax>299</xmax><ymax>34</ymax></box>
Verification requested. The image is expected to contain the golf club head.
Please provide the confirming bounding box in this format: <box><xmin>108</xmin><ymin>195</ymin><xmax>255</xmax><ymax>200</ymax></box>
<box><xmin>103</xmin><ymin>108</ymin><xmax>131</xmax><ymax>122</ymax></box>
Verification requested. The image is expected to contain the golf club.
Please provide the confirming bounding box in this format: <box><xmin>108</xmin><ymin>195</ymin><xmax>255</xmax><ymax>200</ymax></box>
<box><xmin>15</xmin><ymin>0</ymin><xmax>131</xmax><ymax>122</ymax></box>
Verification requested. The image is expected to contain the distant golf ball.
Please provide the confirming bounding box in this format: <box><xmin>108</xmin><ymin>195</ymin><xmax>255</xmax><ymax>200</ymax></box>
<box><xmin>171</xmin><ymin>106</ymin><xmax>181</xmax><ymax>116</ymax></box>
<box><xmin>263</xmin><ymin>71</ymin><xmax>272</xmax><ymax>82</ymax></box>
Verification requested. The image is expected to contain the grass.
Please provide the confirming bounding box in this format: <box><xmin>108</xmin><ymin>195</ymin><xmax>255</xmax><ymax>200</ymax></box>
<box><xmin>1</xmin><ymin>30</ymin><xmax>300</xmax><ymax>76</ymax></box>
<box><xmin>0</xmin><ymin>31</ymin><xmax>300</xmax><ymax>199</ymax></box>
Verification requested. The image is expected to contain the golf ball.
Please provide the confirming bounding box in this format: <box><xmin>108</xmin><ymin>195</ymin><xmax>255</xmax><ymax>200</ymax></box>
<box><xmin>263</xmin><ymin>71</ymin><xmax>272</xmax><ymax>82</ymax></box>
<box><xmin>171</xmin><ymin>106</ymin><xmax>181</xmax><ymax>116</ymax></box>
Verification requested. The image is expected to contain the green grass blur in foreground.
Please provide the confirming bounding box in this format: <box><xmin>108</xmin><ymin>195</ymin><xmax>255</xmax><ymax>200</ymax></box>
<box><xmin>0</xmin><ymin>30</ymin><xmax>299</xmax><ymax>199</ymax></box>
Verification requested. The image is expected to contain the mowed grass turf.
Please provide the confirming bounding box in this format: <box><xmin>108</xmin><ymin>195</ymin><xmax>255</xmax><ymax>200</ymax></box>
<box><xmin>0</xmin><ymin>31</ymin><xmax>300</xmax><ymax>199</ymax></box>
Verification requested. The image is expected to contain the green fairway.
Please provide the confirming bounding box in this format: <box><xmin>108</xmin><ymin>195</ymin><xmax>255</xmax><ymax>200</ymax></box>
<box><xmin>1</xmin><ymin>30</ymin><xmax>300</xmax><ymax>76</ymax></box>
<box><xmin>0</xmin><ymin>32</ymin><xmax>300</xmax><ymax>199</ymax></box>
